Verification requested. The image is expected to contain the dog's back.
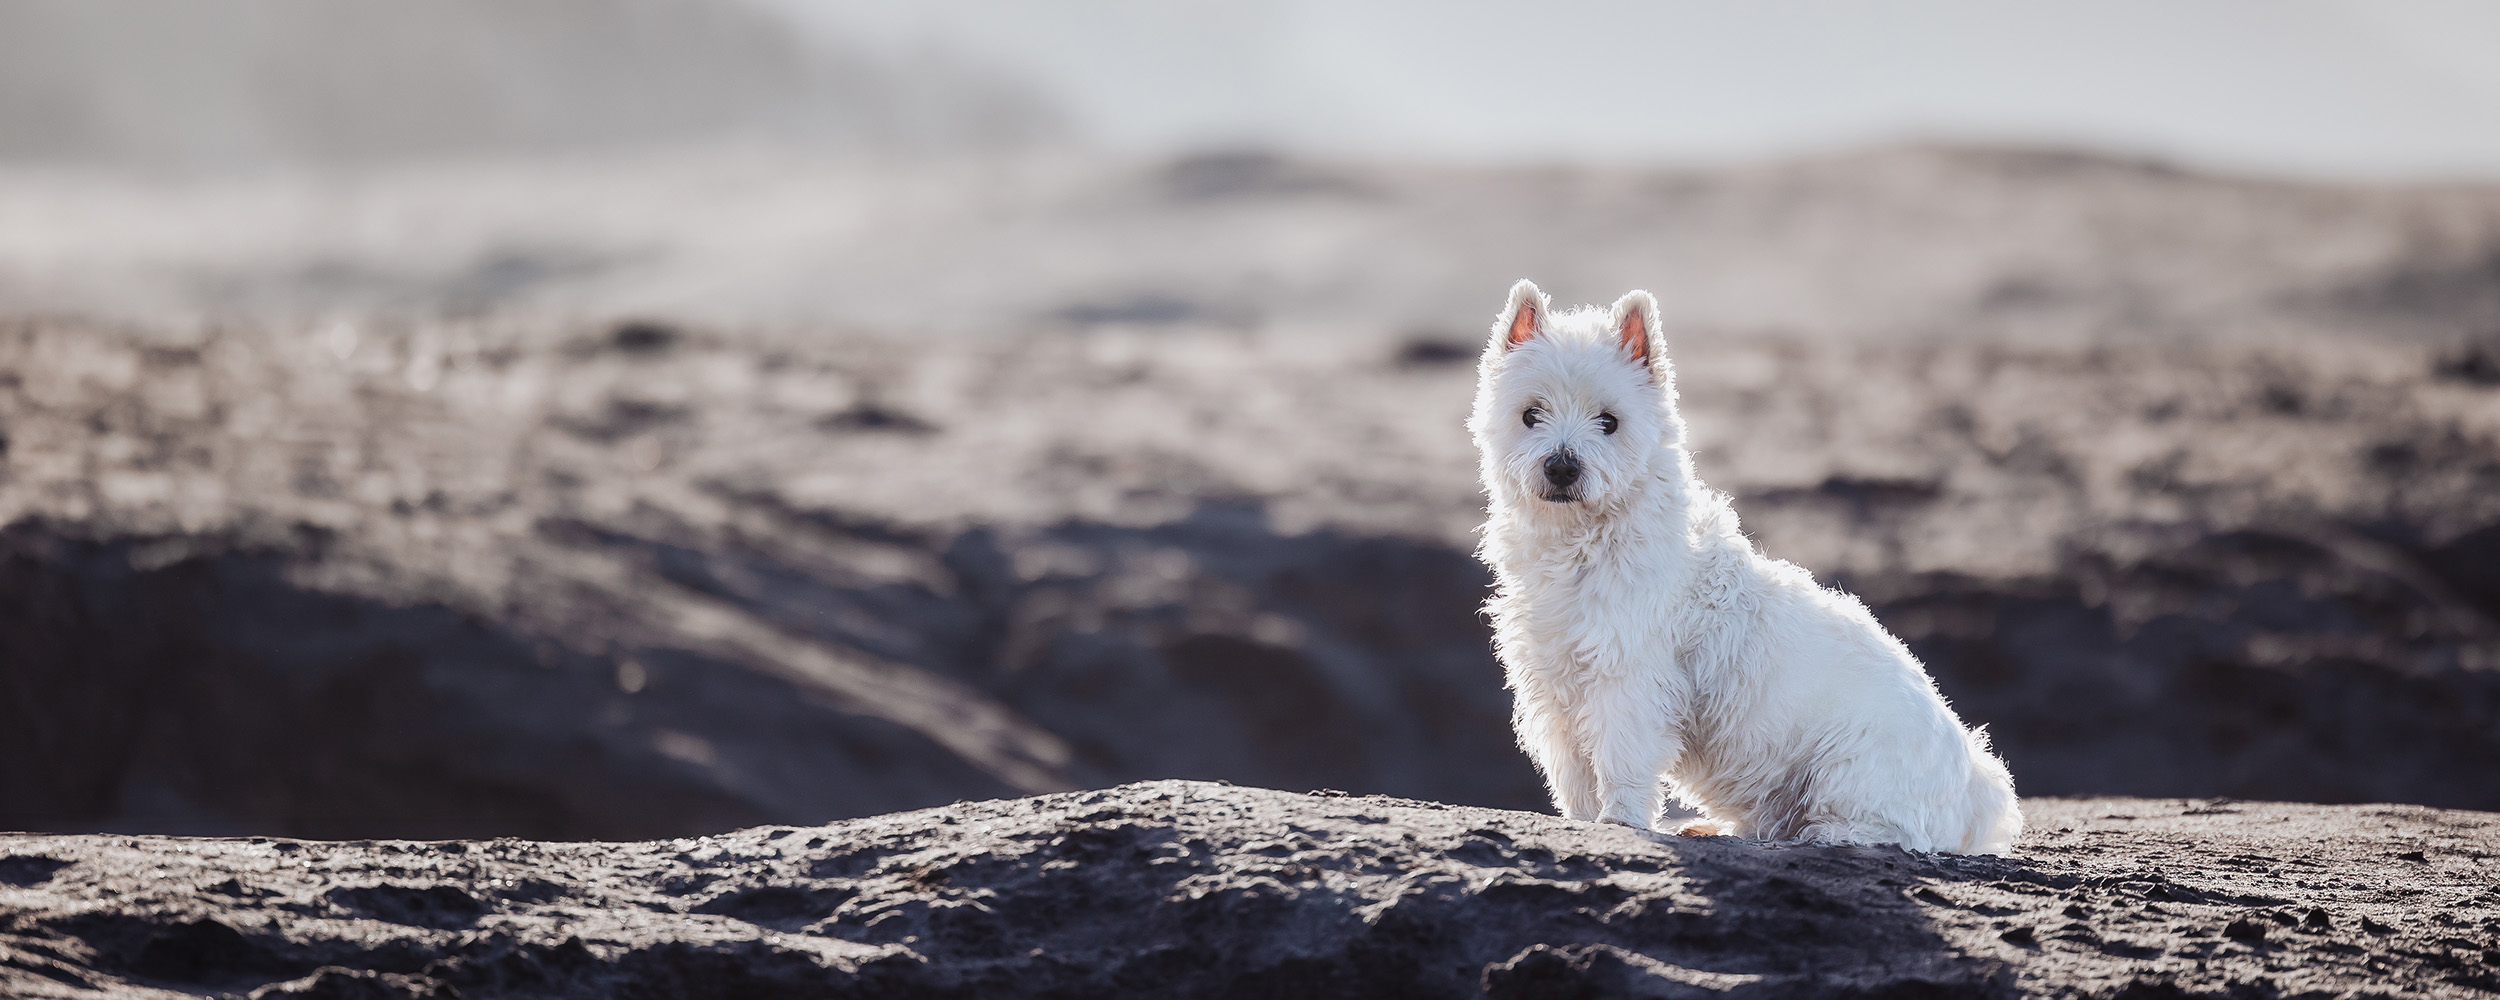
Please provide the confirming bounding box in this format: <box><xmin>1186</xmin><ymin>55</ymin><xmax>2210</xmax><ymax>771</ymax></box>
<box><xmin>1672</xmin><ymin>523</ymin><xmax>2022</xmax><ymax>852</ymax></box>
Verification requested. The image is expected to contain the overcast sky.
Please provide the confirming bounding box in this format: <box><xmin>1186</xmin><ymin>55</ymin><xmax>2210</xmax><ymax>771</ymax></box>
<box><xmin>765</xmin><ymin>0</ymin><xmax>2500</xmax><ymax>179</ymax></box>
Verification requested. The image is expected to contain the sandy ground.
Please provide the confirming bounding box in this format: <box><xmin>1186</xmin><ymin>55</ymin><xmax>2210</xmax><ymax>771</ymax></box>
<box><xmin>1</xmin><ymin>784</ymin><xmax>2496</xmax><ymax>998</ymax></box>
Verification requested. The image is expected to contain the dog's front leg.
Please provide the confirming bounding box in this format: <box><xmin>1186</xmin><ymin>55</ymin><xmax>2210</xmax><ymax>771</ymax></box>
<box><xmin>1587</xmin><ymin>674</ymin><xmax>1680</xmax><ymax>831</ymax></box>
<box><xmin>1514</xmin><ymin>688</ymin><xmax>1600</xmax><ymax>821</ymax></box>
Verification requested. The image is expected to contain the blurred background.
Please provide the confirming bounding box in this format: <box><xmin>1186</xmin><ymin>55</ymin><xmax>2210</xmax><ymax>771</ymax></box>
<box><xmin>2</xmin><ymin>0</ymin><xmax>2496</xmax><ymax>840</ymax></box>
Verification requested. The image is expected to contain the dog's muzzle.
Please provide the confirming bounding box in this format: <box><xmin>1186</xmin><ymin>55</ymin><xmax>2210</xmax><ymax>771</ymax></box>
<box><xmin>1539</xmin><ymin>452</ymin><xmax>1581</xmax><ymax>502</ymax></box>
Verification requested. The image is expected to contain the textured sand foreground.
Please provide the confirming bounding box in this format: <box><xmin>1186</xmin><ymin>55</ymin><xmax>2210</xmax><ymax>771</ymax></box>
<box><xmin>3</xmin><ymin>784</ymin><xmax>2496</xmax><ymax>998</ymax></box>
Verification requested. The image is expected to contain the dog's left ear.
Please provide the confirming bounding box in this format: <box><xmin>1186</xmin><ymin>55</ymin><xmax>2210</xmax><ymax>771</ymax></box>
<box><xmin>1495</xmin><ymin>278</ymin><xmax>1549</xmax><ymax>351</ymax></box>
<box><xmin>1611</xmin><ymin>289</ymin><xmax>1661</xmax><ymax>374</ymax></box>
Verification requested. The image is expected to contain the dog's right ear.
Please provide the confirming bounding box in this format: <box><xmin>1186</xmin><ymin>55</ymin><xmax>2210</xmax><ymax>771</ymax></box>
<box><xmin>1494</xmin><ymin>279</ymin><xmax>1549</xmax><ymax>351</ymax></box>
<box><xmin>1610</xmin><ymin>289</ymin><xmax>1661</xmax><ymax>372</ymax></box>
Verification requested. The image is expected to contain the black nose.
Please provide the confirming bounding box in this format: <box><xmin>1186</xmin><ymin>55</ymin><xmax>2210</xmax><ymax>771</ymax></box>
<box><xmin>1543</xmin><ymin>453</ymin><xmax>1580</xmax><ymax>487</ymax></box>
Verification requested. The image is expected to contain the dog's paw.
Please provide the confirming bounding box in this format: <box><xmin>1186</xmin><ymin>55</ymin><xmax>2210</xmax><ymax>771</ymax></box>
<box><xmin>1595</xmin><ymin>815</ymin><xmax>1650</xmax><ymax>831</ymax></box>
<box><xmin>1676</xmin><ymin>820</ymin><xmax>1730</xmax><ymax>837</ymax></box>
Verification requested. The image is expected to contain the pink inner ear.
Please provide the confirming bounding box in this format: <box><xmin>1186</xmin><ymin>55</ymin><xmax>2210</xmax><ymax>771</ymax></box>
<box><xmin>1618</xmin><ymin>308</ymin><xmax>1649</xmax><ymax>364</ymax></box>
<box><xmin>1506</xmin><ymin>302</ymin><xmax>1538</xmax><ymax>348</ymax></box>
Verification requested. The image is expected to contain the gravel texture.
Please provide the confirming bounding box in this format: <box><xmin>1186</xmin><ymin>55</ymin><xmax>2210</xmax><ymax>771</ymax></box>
<box><xmin>3</xmin><ymin>783</ymin><xmax>2496</xmax><ymax>998</ymax></box>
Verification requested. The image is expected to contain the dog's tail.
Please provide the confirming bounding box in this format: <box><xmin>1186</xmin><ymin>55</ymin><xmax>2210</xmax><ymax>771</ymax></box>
<box><xmin>1957</xmin><ymin>724</ymin><xmax>2024</xmax><ymax>855</ymax></box>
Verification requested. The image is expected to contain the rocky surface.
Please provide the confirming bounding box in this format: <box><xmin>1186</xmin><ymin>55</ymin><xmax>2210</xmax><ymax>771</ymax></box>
<box><xmin>1</xmin><ymin>783</ymin><xmax>2495</xmax><ymax>999</ymax></box>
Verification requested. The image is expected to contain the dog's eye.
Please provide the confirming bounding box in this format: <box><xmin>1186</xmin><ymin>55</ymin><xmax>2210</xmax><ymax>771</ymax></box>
<box><xmin>1598</xmin><ymin>412</ymin><xmax>1619</xmax><ymax>435</ymax></box>
<box><xmin>1523</xmin><ymin>407</ymin><xmax>1543</xmax><ymax>428</ymax></box>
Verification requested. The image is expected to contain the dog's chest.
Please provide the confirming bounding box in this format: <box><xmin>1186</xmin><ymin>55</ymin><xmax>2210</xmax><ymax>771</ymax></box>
<box><xmin>1499</xmin><ymin>538</ymin><xmax>1688</xmax><ymax>679</ymax></box>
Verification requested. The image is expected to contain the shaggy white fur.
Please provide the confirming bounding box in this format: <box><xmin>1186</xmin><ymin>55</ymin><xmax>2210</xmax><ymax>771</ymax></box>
<box><xmin>1470</xmin><ymin>279</ymin><xmax>2021</xmax><ymax>854</ymax></box>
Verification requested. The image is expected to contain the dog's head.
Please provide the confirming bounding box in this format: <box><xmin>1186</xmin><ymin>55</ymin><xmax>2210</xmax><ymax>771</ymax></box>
<box><xmin>1468</xmin><ymin>279</ymin><xmax>1686</xmax><ymax>511</ymax></box>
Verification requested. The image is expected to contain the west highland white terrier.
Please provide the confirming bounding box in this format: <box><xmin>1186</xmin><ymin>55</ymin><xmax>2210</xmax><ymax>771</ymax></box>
<box><xmin>1470</xmin><ymin>279</ymin><xmax>2021</xmax><ymax>854</ymax></box>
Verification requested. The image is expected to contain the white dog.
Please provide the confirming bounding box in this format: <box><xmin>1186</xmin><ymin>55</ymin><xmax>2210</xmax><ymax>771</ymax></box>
<box><xmin>1471</xmin><ymin>279</ymin><xmax>2021</xmax><ymax>854</ymax></box>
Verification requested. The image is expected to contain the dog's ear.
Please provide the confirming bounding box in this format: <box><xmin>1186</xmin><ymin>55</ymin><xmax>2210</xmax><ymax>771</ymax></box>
<box><xmin>1611</xmin><ymin>289</ymin><xmax>1661</xmax><ymax>372</ymax></box>
<box><xmin>1495</xmin><ymin>279</ymin><xmax>1548</xmax><ymax>351</ymax></box>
